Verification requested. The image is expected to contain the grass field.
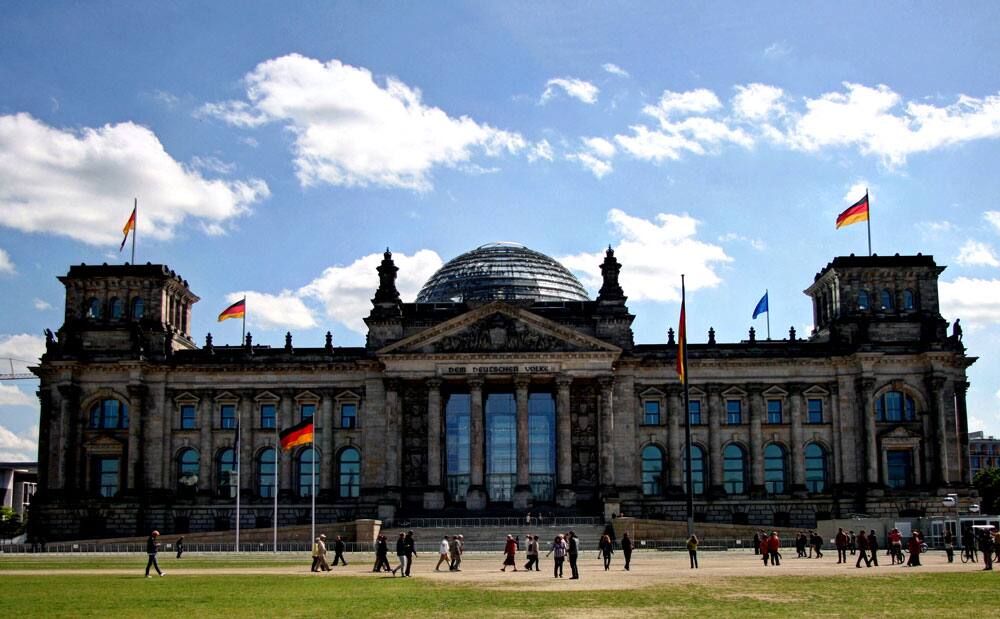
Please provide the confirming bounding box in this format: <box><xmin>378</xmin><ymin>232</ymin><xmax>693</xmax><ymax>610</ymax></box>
<box><xmin>1</xmin><ymin>551</ymin><xmax>993</xmax><ymax>618</ymax></box>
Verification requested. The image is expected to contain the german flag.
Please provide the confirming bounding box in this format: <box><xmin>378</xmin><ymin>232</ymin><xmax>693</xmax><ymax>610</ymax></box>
<box><xmin>119</xmin><ymin>205</ymin><xmax>136</xmax><ymax>251</ymax></box>
<box><xmin>676</xmin><ymin>296</ymin><xmax>686</xmax><ymax>384</ymax></box>
<box><xmin>279</xmin><ymin>418</ymin><xmax>314</xmax><ymax>450</ymax></box>
<box><xmin>836</xmin><ymin>193</ymin><xmax>869</xmax><ymax>229</ymax></box>
<box><xmin>218</xmin><ymin>298</ymin><xmax>246</xmax><ymax>322</ymax></box>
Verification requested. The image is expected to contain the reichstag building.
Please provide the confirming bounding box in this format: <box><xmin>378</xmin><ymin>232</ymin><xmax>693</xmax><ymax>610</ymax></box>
<box><xmin>31</xmin><ymin>242</ymin><xmax>974</xmax><ymax>539</ymax></box>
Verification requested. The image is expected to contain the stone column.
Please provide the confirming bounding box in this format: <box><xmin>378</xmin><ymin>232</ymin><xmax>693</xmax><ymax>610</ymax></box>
<box><xmin>829</xmin><ymin>382</ymin><xmax>844</xmax><ymax>485</ymax></box>
<box><xmin>320</xmin><ymin>393</ymin><xmax>335</xmax><ymax>492</ymax></box>
<box><xmin>955</xmin><ymin>381</ymin><xmax>970</xmax><ymax>484</ymax></box>
<box><xmin>597</xmin><ymin>376</ymin><xmax>616</xmax><ymax>494</ymax></box>
<box><xmin>514</xmin><ymin>376</ymin><xmax>532</xmax><ymax>509</ymax></box>
<box><xmin>198</xmin><ymin>393</ymin><xmax>213</xmax><ymax>493</ymax></box>
<box><xmin>858</xmin><ymin>377</ymin><xmax>878</xmax><ymax>485</ymax></box>
<box><xmin>707</xmin><ymin>384</ymin><xmax>723</xmax><ymax>495</ymax></box>
<box><xmin>126</xmin><ymin>384</ymin><xmax>146</xmax><ymax>491</ymax></box>
<box><xmin>36</xmin><ymin>387</ymin><xmax>53</xmax><ymax>491</ymax></box>
<box><xmin>926</xmin><ymin>375</ymin><xmax>950</xmax><ymax>486</ymax></box>
<box><xmin>60</xmin><ymin>384</ymin><xmax>83</xmax><ymax>492</ymax></box>
<box><xmin>384</xmin><ymin>379</ymin><xmax>401</xmax><ymax>489</ymax></box>
<box><xmin>555</xmin><ymin>375</ymin><xmax>575</xmax><ymax>507</ymax></box>
<box><xmin>238</xmin><ymin>392</ymin><xmax>253</xmax><ymax>496</ymax></box>
<box><xmin>423</xmin><ymin>378</ymin><xmax>445</xmax><ymax>510</ymax></box>
<box><xmin>748</xmin><ymin>385</ymin><xmax>764</xmax><ymax>494</ymax></box>
<box><xmin>789</xmin><ymin>384</ymin><xmax>806</xmax><ymax>493</ymax></box>
<box><xmin>466</xmin><ymin>378</ymin><xmax>486</xmax><ymax>510</ymax></box>
<box><xmin>667</xmin><ymin>386</ymin><xmax>683</xmax><ymax>492</ymax></box>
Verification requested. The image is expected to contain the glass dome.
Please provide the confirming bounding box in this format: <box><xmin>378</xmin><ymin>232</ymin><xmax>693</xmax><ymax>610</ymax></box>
<box><xmin>416</xmin><ymin>242</ymin><xmax>590</xmax><ymax>303</ymax></box>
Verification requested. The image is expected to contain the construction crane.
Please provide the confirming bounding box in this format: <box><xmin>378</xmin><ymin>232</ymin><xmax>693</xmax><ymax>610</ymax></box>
<box><xmin>0</xmin><ymin>358</ymin><xmax>37</xmax><ymax>381</ymax></box>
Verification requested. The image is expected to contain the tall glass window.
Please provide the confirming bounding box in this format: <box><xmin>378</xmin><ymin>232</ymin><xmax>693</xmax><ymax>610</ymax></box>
<box><xmin>903</xmin><ymin>289</ymin><xmax>915</xmax><ymax>310</ymax></box>
<box><xmin>804</xmin><ymin>443</ymin><xmax>828</xmax><ymax>493</ymax></box>
<box><xmin>763</xmin><ymin>443</ymin><xmax>788</xmax><ymax>494</ymax></box>
<box><xmin>90</xmin><ymin>399</ymin><xmax>128</xmax><ymax>429</ymax></box>
<box><xmin>689</xmin><ymin>400</ymin><xmax>702</xmax><ymax>425</ymax></box>
<box><xmin>641</xmin><ymin>445</ymin><xmax>664</xmax><ymax>496</ymax></box>
<box><xmin>220</xmin><ymin>404</ymin><xmax>236</xmax><ymax>429</ymax></box>
<box><xmin>299</xmin><ymin>403</ymin><xmax>316</xmax><ymax>422</ymax></box>
<box><xmin>485</xmin><ymin>393</ymin><xmax>516</xmax><ymax>502</ymax></box>
<box><xmin>132</xmin><ymin>297</ymin><xmax>144</xmax><ymax>318</ymax></box>
<box><xmin>881</xmin><ymin>289</ymin><xmax>894</xmax><ymax>310</ymax></box>
<box><xmin>445</xmin><ymin>394</ymin><xmax>471</xmax><ymax>502</ymax></box>
<box><xmin>217</xmin><ymin>448</ymin><xmax>237</xmax><ymax>498</ymax></box>
<box><xmin>726</xmin><ymin>400</ymin><xmax>742</xmax><ymax>424</ymax></box>
<box><xmin>260</xmin><ymin>403</ymin><xmax>276</xmax><ymax>429</ymax></box>
<box><xmin>258</xmin><ymin>448</ymin><xmax>276</xmax><ymax>498</ymax></box>
<box><xmin>807</xmin><ymin>398</ymin><xmax>823</xmax><ymax>423</ymax></box>
<box><xmin>875</xmin><ymin>391</ymin><xmax>916</xmax><ymax>422</ymax></box>
<box><xmin>296</xmin><ymin>447</ymin><xmax>318</xmax><ymax>497</ymax></box>
<box><xmin>339</xmin><ymin>448</ymin><xmax>361</xmax><ymax>498</ymax></box>
<box><xmin>86</xmin><ymin>298</ymin><xmax>102</xmax><ymax>319</ymax></box>
<box><xmin>723</xmin><ymin>444</ymin><xmax>748</xmax><ymax>494</ymax></box>
<box><xmin>176</xmin><ymin>448</ymin><xmax>199</xmax><ymax>491</ymax></box>
<box><xmin>886</xmin><ymin>450</ymin><xmax>914</xmax><ymax>488</ymax></box>
<box><xmin>110</xmin><ymin>297</ymin><xmax>124</xmax><ymax>319</ymax></box>
<box><xmin>766</xmin><ymin>400</ymin><xmax>783</xmax><ymax>424</ymax></box>
<box><xmin>683</xmin><ymin>445</ymin><xmax>706</xmax><ymax>495</ymax></box>
<box><xmin>94</xmin><ymin>457</ymin><xmax>119</xmax><ymax>497</ymax></box>
<box><xmin>528</xmin><ymin>393</ymin><xmax>556</xmax><ymax>502</ymax></box>
<box><xmin>858</xmin><ymin>290</ymin><xmax>870</xmax><ymax>311</ymax></box>
<box><xmin>180</xmin><ymin>404</ymin><xmax>197</xmax><ymax>430</ymax></box>
<box><xmin>643</xmin><ymin>400</ymin><xmax>661</xmax><ymax>425</ymax></box>
<box><xmin>341</xmin><ymin>403</ymin><xmax>357</xmax><ymax>429</ymax></box>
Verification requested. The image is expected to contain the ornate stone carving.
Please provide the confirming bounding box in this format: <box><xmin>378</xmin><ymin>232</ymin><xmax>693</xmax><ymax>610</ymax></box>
<box><xmin>434</xmin><ymin>312</ymin><xmax>577</xmax><ymax>353</ymax></box>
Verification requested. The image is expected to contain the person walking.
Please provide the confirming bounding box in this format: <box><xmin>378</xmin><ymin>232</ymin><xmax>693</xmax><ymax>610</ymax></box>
<box><xmin>906</xmin><ymin>531</ymin><xmax>922</xmax><ymax>567</ymax></box>
<box><xmin>404</xmin><ymin>530</ymin><xmax>417</xmax><ymax>576</ymax></box>
<box><xmin>849</xmin><ymin>531</ymin><xmax>857</xmax><ymax>556</ymax></box>
<box><xmin>568</xmin><ymin>530</ymin><xmax>580</xmax><ymax>579</ymax></box>
<box><xmin>868</xmin><ymin>530</ymin><xmax>879</xmax><ymax>567</ymax></box>
<box><xmin>752</xmin><ymin>530</ymin><xmax>761</xmax><ymax>556</ymax></box>
<box><xmin>546</xmin><ymin>534</ymin><xmax>567</xmax><ymax>578</ymax></box>
<box><xmin>687</xmin><ymin>534</ymin><xmax>699</xmax><ymax>569</ymax></box>
<box><xmin>524</xmin><ymin>535</ymin><xmax>539</xmax><ymax>571</ymax></box>
<box><xmin>145</xmin><ymin>530</ymin><xmax>165</xmax><ymax>578</ymax></box>
<box><xmin>759</xmin><ymin>534</ymin><xmax>770</xmax><ymax>566</ymax></box>
<box><xmin>436</xmin><ymin>536</ymin><xmax>451</xmax><ymax>571</ymax></box>
<box><xmin>835</xmin><ymin>528</ymin><xmax>848</xmax><ymax>564</ymax></box>
<box><xmin>392</xmin><ymin>532</ymin><xmax>408</xmax><ymax>577</ymax></box>
<box><xmin>854</xmin><ymin>530</ymin><xmax>871</xmax><ymax>568</ymax></box>
<box><xmin>455</xmin><ymin>535</ymin><xmax>465</xmax><ymax>571</ymax></box>
<box><xmin>315</xmin><ymin>534</ymin><xmax>331</xmax><ymax>572</ymax></box>
<box><xmin>175</xmin><ymin>536</ymin><xmax>184</xmax><ymax>560</ymax></box>
<box><xmin>980</xmin><ymin>528</ymin><xmax>995</xmax><ymax>571</ymax></box>
<box><xmin>811</xmin><ymin>531</ymin><xmax>824</xmax><ymax>558</ymax></box>
<box><xmin>942</xmin><ymin>530</ymin><xmax>954</xmax><ymax>563</ymax></box>
<box><xmin>621</xmin><ymin>532</ymin><xmax>633</xmax><ymax>571</ymax></box>
<box><xmin>311</xmin><ymin>536</ymin><xmax>321</xmax><ymax>572</ymax></box>
<box><xmin>373</xmin><ymin>535</ymin><xmax>389</xmax><ymax>572</ymax></box>
<box><xmin>889</xmin><ymin>528</ymin><xmax>904</xmax><ymax>565</ymax></box>
<box><xmin>332</xmin><ymin>535</ymin><xmax>347</xmax><ymax>566</ymax></box>
<box><xmin>598</xmin><ymin>534</ymin><xmax>613</xmax><ymax>571</ymax></box>
<box><xmin>501</xmin><ymin>534</ymin><xmax>518</xmax><ymax>571</ymax></box>
<box><xmin>449</xmin><ymin>536</ymin><xmax>462</xmax><ymax>571</ymax></box>
<box><xmin>767</xmin><ymin>531</ymin><xmax>781</xmax><ymax>567</ymax></box>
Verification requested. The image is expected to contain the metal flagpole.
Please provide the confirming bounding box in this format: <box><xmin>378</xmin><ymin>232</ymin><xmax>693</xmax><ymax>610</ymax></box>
<box><xmin>866</xmin><ymin>189</ymin><xmax>872</xmax><ymax>257</ymax></box>
<box><xmin>765</xmin><ymin>289</ymin><xmax>771</xmax><ymax>340</ymax></box>
<box><xmin>310</xmin><ymin>437</ymin><xmax>316</xmax><ymax>545</ymax></box>
<box><xmin>681</xmin><ymin>275</ymin><xmax>694</xmax><ymax>538</ymax></box>
<box><xmin>241</xmin><ymin>298</ymin><xmax>247</xmax><ymax>345</ymax></box>
<box><xmin>131</xmin><ymin>198</ymin><xmax>137</xmax><ymax>264</ymax></box>
<box><xmin>273</xmin><ymin>422</ymin><xmax>278</xmax><ymax>553</ymax></box>
<box><xmin>235</xmin><ymin>415</ymin><xmax>241</xmax><ymax>553</ymax></box>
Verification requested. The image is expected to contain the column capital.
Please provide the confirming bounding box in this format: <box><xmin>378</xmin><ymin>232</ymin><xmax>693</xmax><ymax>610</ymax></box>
<box><xmin>745</xmin><ymin>382</ymin><xmax>764</xmax><ymax>394</ymax></box>
<box><xmin>704</xmin><ymin>382</ymin><xmax>724</xmax><ymax>395</ymax></box>
<box><xmin>955</xmin><ymin>380</ymin><xmax>970</xmax><ymax>395</ymax></box>
<box><xmin>57</xmin><ymin>383</ymin><xmax>81</xmax><ymax>400</ymax></box>
<box><xmin>924</xmin><ymin>374</ymin><xmax>948</xmax><ymax>391</ymax></box>
<box><xmin>555</xmin><ymin>374</ymin><xmax>574</xmax><ymax>388</ymax></box>
<box><xmin>425</xmin><ymin>377</ymin><xmax>443</xmax><ymax>390</ymax></box>
<box><xmin>786</xmin><ymin>382</ymin><xmax>808</xmax><ymax>395</ymax></box>
<box><xmin>597</xmin><ymin>375</ymin><xmax>615</xmax><ymax>390</ymax></box>
<box><xmin>857</xmin><ymin>376</ymin><xmax>876</xmax><ymax>392</ymax></box>
<box><xmin>466</xmin><ymin>377</ymin><xmax>484</xmax><ymax>390</ymax></box>
<box><xmin>384</xmin><ymin>378</ymin><xmax>403</xmax><ymax>393</ymax></box>
<box><xmin>514</xmin><ymin>375</ymin><xmax>532</xmax><ymax>390</ymax></box>
<box><xmin>126</xmin><ymin>384</ymin><xmax>148</xmax><ymax>399</ymax></box>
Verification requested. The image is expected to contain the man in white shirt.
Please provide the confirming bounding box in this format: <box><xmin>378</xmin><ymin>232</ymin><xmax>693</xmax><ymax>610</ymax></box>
<box><xmin>435</xmin><ymin>536</ymin><xmax>451</xmax><ymax>571</ymax></box>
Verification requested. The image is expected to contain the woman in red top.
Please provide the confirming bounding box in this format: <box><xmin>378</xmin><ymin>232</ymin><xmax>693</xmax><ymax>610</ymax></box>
<box><xmin>760</xmin><ymin>536</ymin><xmax>770</xmax><ymax>566</ymax></box>
<box><xmin>906</xmin><ymin>532</ymin><xmax>922</xmax><ymax>567</ymax></box>
<box><xmin>501</xmin><ymin>534</ymin><xmax>518</xmax><ymax>571</ymax></box>
<box><xmin>767</xmin><ymin>532</ymin><xmax>782</xmax><ymax>567</ymax></box>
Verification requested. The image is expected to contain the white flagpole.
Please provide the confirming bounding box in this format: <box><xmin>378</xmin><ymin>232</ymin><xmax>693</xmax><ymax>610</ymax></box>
<box><xmin>273</xmin><ymin>421</ymin><xmax>279</xmax><ymax>553</ymax></box>
<box><xmin>235</xmin><ymin>415</ymin><xmax>241</xmax><ymax>553</ymax></box>
<box><xmin>310</xmin><ymin>439</ymin><xmax>316</xmax><ymax>545</ymax></box>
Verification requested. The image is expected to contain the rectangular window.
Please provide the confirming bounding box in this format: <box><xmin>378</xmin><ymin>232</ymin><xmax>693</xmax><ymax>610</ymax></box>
<box><xmin>688</xmin><ymin>400</ymin><xmax>702</xmax><ymax>425</ymax></box>
<box><xmin>219</xmin><ymin>404</ymin><xmax>236</xmax><ymax>429</ymax></box>
<box><xmin>180</xmin><ymin>404</ymin><xmax>196</xmax><ymax>430</ymax></box>
<box><xmin>300</xmin><ymin>403</ymin><xmax>316</xmax><ymax>422</ymax></box>
<box><xmin>886</xmin><ymin>450</ymin><xmax>914</xmax><ymax>488</ymax></box>
<box><xmin>643</xmin><ymin>400</ymin><xmax>661</xmax><ymax>425</ymax></box>
<box><xmin>260</xmin><ymin>404</ymin><xmax>276</xmax><ymax>429</ymax></box>
<box><xmin>807</xmin><ymin>398</ymin><xmax>823</xmax><ymax>423</ymax></box>
<box><xmin>726</xmin><ymin>400</ymin><xmax>742</xmax><ymax>424</ymax></box>
<box><xmin>766</xmin><ymin>400</ymin><xmax>783</xmax><ymax>424</ymax></box>
<box><xmin>95</xmin><ymin>457</ymin><xmax>119</xmax><ymax>497</ymax></box>
<box><xmin>341</xmin><ymin>403</ymin><xmax>357</xmax><ymax>429</ymax></box>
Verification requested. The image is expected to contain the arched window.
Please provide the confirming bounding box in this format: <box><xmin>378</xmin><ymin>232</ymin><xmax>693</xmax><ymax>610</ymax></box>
<box><xmin>763</xmin><ymin>443</ymin><xmax>788</xmax><ymax>494</ymax></box>
<box><xmin>88</xmin><ymin>399</ymin><xmax>128</xmax><ymax>429</ymax></box>
<box><xmin>641</xmin><ymin>445</ymin><xmax>664</xmax><ymax>496</ymax></box>
<box><xmin>339</xmin><ymin>448</ymin><xmax>361</xmax><ymax>498</ymax></box>
<box><xmin>132</xmin><ymin>297</ymin><xmax>144</xmax><ymax>319</ymax></box>
<box><xmin>296</xmin><ymin>447</ymin><xmax>318</xmax><ymax>497</ymax></box>
<box><xmin>804</xmin><ymin>443</ymin><xmax>829</xmax><ymax>493</ymax></box>
<box><xmin>880</xmin><ymin>288</ymin><xmax>894</xmax><ymax>311</ymax></box>
<box><xmin>109</xmin><ymin>297</ymin><xmax>124</xmax><ymax>319</ymax></box>
<box><xmin>258</xmin><ymin>448</ymin><xmax>276</xmax><ymax>498</ymax></box>
<box><xmin>217</xmin><ymin>448</ymin><xmax>237</xmax><ymax>498</ymax></box>
<box><xmin>86</xmin><ymin>297</ymin><xmax>102</xmax><ymax>319</ymax></box>
<box><xmin>176</xmin><ymin>448</ymin><xmax>199</xmax><ymax>491</ymax></box>
<box><xmin>858</xmin><ymin>290</ymin><xmax>870</xmax><ymax>311</ymax></box>
<box><xmin>903</xmin><ymin>289</ymin><xmax>915</xmax><ymax>310</ymax></box>
<box><xmin>875</xmin><ymin>391</ymin><xmax>917</xmax><ymax>422</ymax></box>
<box><xmin>723</xmin><ymin>444</ymin><xmax>748</xmax><ymax>495</ymax></box>
<box><xmin>683</xmin><ymin>445</ymin><xmax>706</xmax><ymax>496</ymax></box>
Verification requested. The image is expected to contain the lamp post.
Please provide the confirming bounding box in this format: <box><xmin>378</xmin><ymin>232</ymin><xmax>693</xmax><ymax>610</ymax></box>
<box><xmin>943</xmin><ymin>494</ymin><xmax>959</xmax><ymax>548</ymax></box>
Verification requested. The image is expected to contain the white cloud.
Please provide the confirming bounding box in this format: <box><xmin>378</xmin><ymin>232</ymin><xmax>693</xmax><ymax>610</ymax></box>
<box><xmin>581</xmin><ymin>137</ymin><xmax>616</xmax><ymax>159</ymax></box>
<box><xmin>527</xmin><ymin>139</ymin><xmax>554</xmax><ymax>163</ymax></box>
<box><xmin>732</xmin><ymin>83</ymin><xmax>786</xmax><ymax>120</ymax></box>
<box><xmin>541</xmin><ymin>77</ymin><xmax>600</xmax><ymax>105</ymax></box>
<box><xmin>0</xmin><ymin>384</ymin><xmax>33</xmax><ymax>406</ymax></box>
<box><xmin>152</xmin><ymin>90</ymin><xmax>180</xmax><ymax>108</ymax></box>
<box><xmin>956</xmin><ymin>240</ymin><xmax>1000</xmax><ymax>267</ymax></box>
<box><xmin>0</xmin><ymin>248</ymin><xmax>14</xmax><ymax>274</ymax></box>
<box><xmin>603</xmin><ymin>63</ymin><xmax>629</xmax><ymax>78</ymax></box>
<box><xmin>0</xmin><ymin>334</ymin><xmax>45</xmax><ymax>374</ymax></box>
<box><xmin>614</xmin><ymin>118</ymin><xmax>752</xmax><ymax>163</ymax></box>
<box><xmin>0</xmin><ymin>424</ymin><xmax>37</xmax><ymax>461</ymax></box>
<box><xmin>560</xmin><ymin>209</ymin><xmax>731</xmax><ymax>302</ymax></box>
<box><xmin>33</xmin><ymin>299</ymin><xmax>52</xmax><ymax>311</ymax></box>
<box><xmin>985</xmin><ymin>211</ymin><xmax>1000</xmax><ymax>234</ymax></box>
<box><xmin>0</xmin><ymin>113</ymin><xmax>269</xmax><ymax>245</ymax></box>
<box><xmin>939</xmin><ymin>277</ymin><xmax>1000</xmax><ymax>326</ymax></box>
<box><xmin>226</xmin><ymin>290</ymin><xmax>318</xmax><ymax>331</ymax></box>
<box><xmin>200</xmin><ymin>54</ymin><xmax>527</xmax><ymax>191</ymax></box>
<box><xmin>763</xmin><ymin>42</ymin><xmax>791</xmax><ymax>59</ymax></box>
<box><xmin>718</xmin><ymin>232</ymin><xmax>766</xmax><ymax>251</ymax></box>
<box><xmin>567</xmin><ymin>137</ymin><xmax>616</xmax><ymax>178</ymax></box>
<box><xmin>843</xmin><ymin>180</ymin><xmax>870</xmax><ymax>205</ymax></box>
<box><xmin>969</xmin><ymin>415</ymin><xmax>986</xmax><ymax>432</ymax></box>
<box><xmin>645</xmin><ymin>89</ymin><xmax>721</xmax><ymax>119</ymax></box>
<box><xmin>190</xmin><ymin>155</ymin><xmax>236</xmax><ymax>175</ymax></box>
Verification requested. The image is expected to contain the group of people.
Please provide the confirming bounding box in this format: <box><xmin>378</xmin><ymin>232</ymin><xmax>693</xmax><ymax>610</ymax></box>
<box><xmin>310</xmin><ymin>534</ymin><xmax>348</xmax><ymax>572</ymax></box>
<box><xmin>433</xmin><ymin>533</ymin><xmax>465</xmax><ymax>572</ymax></box>
<box><xmin>754</xmin><ymin>531</ymin><xmax>783</xmax><ymax>566</ymax></box>
<box><xmin>791</xmin><ymin>531</ymin><xmax>825</xmax><ymax>558</ymax></box>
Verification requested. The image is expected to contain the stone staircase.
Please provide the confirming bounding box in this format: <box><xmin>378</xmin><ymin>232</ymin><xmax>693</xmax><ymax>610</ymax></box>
<box><xmin>392</xmin><ymin>523</ymin><xmax>608</xmax><ymax>553</ymax></box>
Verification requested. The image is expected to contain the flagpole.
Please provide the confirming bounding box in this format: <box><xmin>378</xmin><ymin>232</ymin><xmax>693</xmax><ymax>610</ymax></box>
<box><xmin>681</xmin><ymin>274</ymin><xmax>694</xmax><ymax>538</ymax></box>
<box><xmin>866</xmin><ymin>189</ymin><xmax>872</xmax><ymax>257</ymax></box>
<box><xmin>765</xmin><ymin>289</ymin><xmax>771</xmax><ymax>340</ymax></box>
<box><xmin>131</xmin><ymin>198</ymin><xmax>137</xmax><ymax>264</ymax></box>
<box><xmin>273</xmin><ymin>422</ymin><xmax>279</xmax><ymax>553</ymax></box>
<box><xmin>242</xmin><ymin>298</ymin><xmax>247</xmax><ymax>345</ymax></box>
<box><xmin>310</xmin><ymin>439</ymin><xmax>316</xmax><ymax>546</ymax></box>
<box><xmin>235</xmin><ymin>415</ymin><xmax>241</xmax><ymax>553</ymax></box>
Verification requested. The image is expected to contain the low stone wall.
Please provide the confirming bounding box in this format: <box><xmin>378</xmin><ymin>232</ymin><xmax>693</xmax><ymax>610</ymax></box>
<box><xmin>47</xmin><ymin>519</ymin><xmax>382</xmax><ymax>546</ymax></box>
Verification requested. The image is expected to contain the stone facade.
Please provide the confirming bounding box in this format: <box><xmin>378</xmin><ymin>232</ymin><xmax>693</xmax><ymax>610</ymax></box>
<box><xmin>30</xmin><ymin>251</ymin><xmax>975</xmax><ymax>540</ymax></box>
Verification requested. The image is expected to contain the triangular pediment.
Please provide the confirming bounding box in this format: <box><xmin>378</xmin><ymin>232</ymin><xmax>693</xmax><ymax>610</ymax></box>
<box><xmin>378</xmin><ymin>301</ymin><xmax>621</xmax><ymax>355</ymax></box>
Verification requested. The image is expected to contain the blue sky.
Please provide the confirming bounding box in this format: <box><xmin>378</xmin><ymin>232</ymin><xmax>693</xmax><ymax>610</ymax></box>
<box><xmin>2</xmin><ymin>2</ymin><xmax>1000</xmax><ymax>459</ymax></box>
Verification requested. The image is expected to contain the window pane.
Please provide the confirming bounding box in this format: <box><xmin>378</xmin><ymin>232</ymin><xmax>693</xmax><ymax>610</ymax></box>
<box><xmin>341</xmin><ymin>403</ymin><xmax>357</xmax><ymax>429</ymax></box>
<box><xmin>641</xmin><ymin>445</ymin><xmax>663</xmax><ymax>496</ymax></box>
<box><xmin>220</xmin><ymin>404</ymin><xmax>236</xmax><ymax>429</ymax></box>
<box><xmin>132</xmin><ymin>297</ymin><xmax>144</xmax><ymax>318</ymax></box>
<box><xmin>887</xmin><ymin>450</ymin><xmax>913</xmax><ymax>488</ymax></box>
<box><xmin>881</xmin><ymin>289</ymin><xmax>893</xmax><ymax>310</ymax></box>
<box><xmin>110</xmin><ymin>298</ymin><xmax>123</xmax><ymax>319</ymax></box>
<box><xmin>445</xmin><ymin>394</ymin><xmax>471</xmax><ymax>502</ymax></box>
<box><xmin>804</xmin><ymin>443</ymin><xmax>827</xmax><ymax>493</ymax></box>
<box><xmin>858</xmin><ymin>291</ymin><xmax>869</xmax><ymax>311</ymax></box>
<box><xmin>885</xmin><ymin>392</ymin><xmax>902</xmax><ymax>422</ymax></box>
<box><xmin>339</xmin><ymin>448</ymin><xmax>360</xmax><ymax>498</ymax></box>
<box><xmin>683</xmin><ymin>445</ymin><xmax>705</xmax><ymax>495</ymax></box>
<box><xmin>643</xmin><ymin>400</ymin><xmax>660</xmax><ymax>425</ymax></box>
<box><xmin>300</xmin><ymin>403</ymin><xmax>316</xmax><ymax>422</ymax></box>
<box><xmin>217</xmin><ymin>449</ymin><xmax>237</xmax><ymax>498</ymax></box>
<box><xmin>723</xmin><ymin>444</ymin><xmax>746</xmax><ymax>494</ymax></box>
<box><xmin>807</xmin><ymin>399</ymin><xmax>823</xmax><ymax>423</ymax></box>
<box><xmin>485</xmin><ymin>394</ymin><xmax>516</xmax><ymax>502</ymax></box>
<box><xmin>258</xmin><ymin>448</ymin><xmax>276</xmax><ymax>498</ymax></box>
<box><xmin>297</xmin><ymin>447</ymin><xmax>318</xmax><ymax>497</ymax></box>
<box><xmin>764</xmin><ymin>444</ymin><xmax>787</xmax><ymax>494</ymax></box>
<box><xmin>726</xmin><ymin>400</ymin><xmax>742</xmax><ymax>424</ymax></box>
<box><xmin>180</xmin><ymin>404</ymin><xmax>197</xmax><ymax>430</ymax></box>
<box><xmin>689</xmin><ymin>400</ymin><xmax>701</xmax><ymax>425</ymax></box>
<box><xmin>177</xmin><ymin>449</ymin><xmax>199</xmax><ymax>490</ymax></box>
<box><xmin>528</xmin><ymin>393</ymin><xmax>555</xmax><ymax>502</ymax></box>
<box><xmin>260</xmin><ymin>404</ymin><xmax>276</xmax><ymax>429</ymax></box>
<box><xmin>903</xmin><ymin>289</ymin><xmax>914</xmax><ymax>310</ymax></box>
<box><xmin>767</xmin><ymin>400</ymin><xmax>782</xmax><ymax>424</ymax></box>
<box><xmin>98</xmin><ymin>457</ymin><xmax>119</xmax><ymax>497</ymax></box>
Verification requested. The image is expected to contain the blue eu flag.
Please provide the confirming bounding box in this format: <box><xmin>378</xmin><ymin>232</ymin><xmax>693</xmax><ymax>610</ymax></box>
<box><xmin>752</xmin><ymin>291</ymin><xmax>769</xmax><ymax>319</ymax></box>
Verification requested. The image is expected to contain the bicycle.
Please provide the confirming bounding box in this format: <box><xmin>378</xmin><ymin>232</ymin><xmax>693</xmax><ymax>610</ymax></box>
<box><xmin>960</xmin><ymin>547</ymin><xmax>977</xmax><ymax>564</ymax></box>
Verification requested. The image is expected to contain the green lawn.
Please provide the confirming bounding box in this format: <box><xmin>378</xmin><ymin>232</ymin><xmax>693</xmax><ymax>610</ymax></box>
<box><xmin>0</xmin><ymin>553</ymin><xmax>304</xmax><ymax>571</ymax></box>
<box><xmin>0</xmin><ymin>565</ymin><xmax>991</xmax><ymax>618</ymax></box>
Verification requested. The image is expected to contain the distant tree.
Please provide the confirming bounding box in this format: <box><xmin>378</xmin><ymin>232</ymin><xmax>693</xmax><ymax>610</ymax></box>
<box><xmin>972</xmin><ymin>468</ymin><xmax>1000</xmax><ymax>515</ymax></box>
<box><xmin>0</xmin><ymin>507</ymin><xmax>25</xmax><ymax>538</ymax></box>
